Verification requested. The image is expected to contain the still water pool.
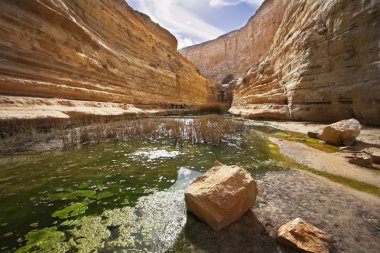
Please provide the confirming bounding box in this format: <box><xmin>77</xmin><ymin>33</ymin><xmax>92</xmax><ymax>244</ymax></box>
<box><xmin>0</xmin><ymin>128</ymin><xmax>286</xmax><ymax>252</ymax></box>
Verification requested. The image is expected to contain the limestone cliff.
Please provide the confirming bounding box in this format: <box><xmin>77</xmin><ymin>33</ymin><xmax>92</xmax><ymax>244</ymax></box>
<box><xmin>231</xmin><ymin>0</ymin><xmax>380</xmax><ymax>125</ymax></box>
<box><xmin>180</xmin><ymin>0</ymin><xmax>287</xmax><ymax>82</ymax></box>
<box><xmin>183</xmin><ymin>0</ymin><xmax>380</xmax><ymax>125</ymax></box>
<box><xmin>0</xmin><ymin>0</ymin><xmax>217</xmax><ymax>120</ymax></box>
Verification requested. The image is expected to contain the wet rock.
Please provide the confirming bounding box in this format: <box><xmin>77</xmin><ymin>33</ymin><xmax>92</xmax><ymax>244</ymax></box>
<box><xmin>363</xmin><ymin>148</ymin><xmax>380</xmax><ymax>164</ymax></box>
<box><xmin>184</xmin><ymin>162</ymin><xmax>257</xmax><ymax>231</ymax></box>
<box><xmin>278</xmin><ymin>218</ymin><xmax>333</xmax><ymax>253</ymax></box>
<box><xmin>318</xmin><ymin>119</ymin><xmax>361</xmax><ymax>146</ymax></box>
<box><xmin>307</xmin><ymin>131</ymin><xmax>319</xmax><ymax>139</ymax></box>
<box><xmin>348</xmin><ymin>153</ymin><xmax>373</xmax><ymax>168</ymax></box>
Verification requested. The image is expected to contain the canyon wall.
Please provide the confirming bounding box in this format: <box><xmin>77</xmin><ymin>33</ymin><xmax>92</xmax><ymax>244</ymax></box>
<box><xmin>231</xmin><ymin>0</ymin><xmax>380</xmax><ymax>125</ymax></box>
<box><xmin>183</xmin><ymin>0</ymin><xmax>380</xmax><ymax>125</ymax></box>
<box><xmin>0</xmin><ymin>0</ymin><xmax>218</xmax><ymax>120</ymax></box>
<box><xmin>180</xmin><ymin>0</ymin><xmax>288</xmax><ymax>82</ymax></box>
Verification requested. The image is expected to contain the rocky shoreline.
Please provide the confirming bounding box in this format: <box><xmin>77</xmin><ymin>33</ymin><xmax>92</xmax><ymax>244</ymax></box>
<box><xmin>171</xmin><ymin>169</ymin><xmax>380</xmax><ymax>253</ymax></box>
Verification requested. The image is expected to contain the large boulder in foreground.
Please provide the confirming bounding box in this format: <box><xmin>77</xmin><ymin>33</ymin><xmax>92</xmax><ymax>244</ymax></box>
<box><xmin>278</xmin><ymin>218</ymin><xmax>333</xmax><ymax>253</ymax></box>
<box><xmin>318</xmin><ymin>119</ymin><xmax>361</xmax><ymax>146</ymax></box>
<box><xmin>184</xmin><ymin>162</ymin><xmax>257</xmax><ymax>231</ymax></box>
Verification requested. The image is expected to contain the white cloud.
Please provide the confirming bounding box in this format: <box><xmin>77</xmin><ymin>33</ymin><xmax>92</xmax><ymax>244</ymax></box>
<box><xmin>209</xmin><ymin>0</ymin><xmax>264</xmax><ymax>8</ymax></box>
<box><xmin>128</xmin><ymin>0</ymin><xmax>225</xmax><ymax>49</ymax></box>
<box><xmin>177</xmin><ymin>37</ymin><xmax>195</xmax><ymax>49</ymax></box>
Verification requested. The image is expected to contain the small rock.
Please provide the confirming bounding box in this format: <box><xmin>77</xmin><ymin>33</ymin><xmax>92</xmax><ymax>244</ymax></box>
<box><xmin>185</xmin><ymin>161</ymin><xmax>257</xmax><ymax>231</ymax></box>
<box><xmin>348</xmin><ymin>153</ymin><xmax>373</xmax><ymax>168</ymax></box>
<box><xmin>307</xmin><ymin>131</ymin><xmax>319</xmax><ymax>139</ymax></box>
<box><xmin>318</xmin><ymin>118</ymin><xmax>361</xmax><ymax>146</ymax></box>
<box><xmin>363</xmin><ymin>148</ymin><xmax>380</xmax><ymax>164</ymax></box>
<box><xmin>278</xmin><ymin>218</ymin><xmax>333</xmax><ymax>253</ymax></box>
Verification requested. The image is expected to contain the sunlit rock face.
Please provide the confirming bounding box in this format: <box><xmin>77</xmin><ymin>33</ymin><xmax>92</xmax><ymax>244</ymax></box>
<box><xmin>183</xmin><ymin>0</ymin><xmax>380</xmax><ymax>125</ymax></box>
<box><xmin>231</xmin><ymin>0</ymin><xmax>380</xmax><ymax>125</ymax></box>
<box><xmin>0</xmin><ymin>0</ymin><xmax>218</xmax><ymax>120</ymax></box>
<box><xmin>180</xmin><ymin>0</ymin><xmax>287</xmax><ymax>82</ymax></box>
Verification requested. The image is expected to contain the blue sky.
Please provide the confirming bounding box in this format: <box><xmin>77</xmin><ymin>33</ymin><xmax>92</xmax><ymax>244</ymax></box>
<box><xmin>127</xmin><ymin>0</ymin><xmax>264</xmax><ymax>49</ymax></box>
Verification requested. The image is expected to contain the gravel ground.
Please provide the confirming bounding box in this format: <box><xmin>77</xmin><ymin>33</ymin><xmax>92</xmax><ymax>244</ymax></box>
<box><xmin>173</xmin><ymin>170</ymin><xmax>380</xmax><ymax>253</ymax></box>
<box><xmin>254</xmin><ymin>170</ymin><xmax>380</xmax><ymax>253</ymax></box>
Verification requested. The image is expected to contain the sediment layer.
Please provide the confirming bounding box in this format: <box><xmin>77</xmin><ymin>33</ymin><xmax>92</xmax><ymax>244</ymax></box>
<box><xmin>0</xmin><ymin>0</ymin><xmax>218</xmax><ymax>120</ymax></box>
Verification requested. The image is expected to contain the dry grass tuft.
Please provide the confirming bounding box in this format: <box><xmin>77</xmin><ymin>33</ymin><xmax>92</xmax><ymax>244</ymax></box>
<box><xmin>64</xmin><ymin>115</ymin><xmax>247</xmax><ymax>147</ymax></box>
<box><xmin>0</xmin><ymin>115</ymin><xmax>248</xmax><ymax>153</ymax></box>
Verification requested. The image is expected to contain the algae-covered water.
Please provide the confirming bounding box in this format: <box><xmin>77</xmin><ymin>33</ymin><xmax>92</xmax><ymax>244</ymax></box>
<box><xmin>0</xmin><ymin>120</ymin><xmax>288</xmax><ymax>252</ymax></box>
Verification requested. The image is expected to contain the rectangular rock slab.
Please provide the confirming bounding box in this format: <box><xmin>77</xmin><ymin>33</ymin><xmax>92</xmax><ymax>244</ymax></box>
<box><xmin>278</xmin><ymin>218</ymin><xmax>333</xmax><ymax>253</ymax></box>
<box><xmin>184</xmin><ymin>162</ymin><xmax>257</xmax><ymax>231</ymax></box>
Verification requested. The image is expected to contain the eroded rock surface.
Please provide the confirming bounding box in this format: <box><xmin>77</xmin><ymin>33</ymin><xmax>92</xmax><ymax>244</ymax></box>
<box><xmin>230</xmin><ymin>0</ymin><xmax>380</xmax><ymax>124</ymax></box>
<box><xmin>0</xmin><ymin>0</ymin><xmax>218</xmax><ymax>121</ymax></box>
<box><xmin>182</xmin><ymin>0</ymin><xmax>380</xmax><ymax>124</ymax></box>
<box><xmin>278</xmin><ymin>218</ymin><xmax>333</xmax><ymax>253</ymax></box>
<box><xmin>185</xmin><ymin>162</ymin><xmax>257</xmax><ymax>231</ymax></box>
<box><xmin>180</xmin><ymin>0</ymin><xmax>287</xmax><ymax>82</ymax></box>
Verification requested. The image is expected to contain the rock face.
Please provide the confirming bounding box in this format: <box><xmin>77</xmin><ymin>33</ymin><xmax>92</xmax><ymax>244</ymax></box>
<box><xmin>184</xmin><ymin>162</ymin><xmax>257</xmax><ymax>231</ymax></box>
<box><xmin>0</xmin><ymin>0</ymin><xmax>218</xmax><ymax>121</ymax></box>
<box><xmin>318</xmin><ymin>119</ymin><xmax>362</xmax><ymax>146</ymax></box>
<box><xmin>180</xmin><ymin>0</ymin><xmax>287</xmax><ymax>82</ymax></box>
<box><xmin>231</xmin><ymin>0</ymin><xmax>380</xmax><ymax>125</ymax></box>
<box><xmin>278</xmin><ymin>218</ymin><xmax>333</xmax><ymax>253</ymax></box>
<box><xmin>182</xmin><ymin>0</ymin><xmax>380</xmax><ymax>125</ymax></box>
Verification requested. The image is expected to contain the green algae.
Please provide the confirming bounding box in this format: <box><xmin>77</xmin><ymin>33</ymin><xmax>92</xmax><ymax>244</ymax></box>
<box><xmin>264</xmin><ymin>137</ymin><xmax>380</xmax><ymax>197</ymax></box>
<box><xmin>14</xmin><ymin>227</ymin><xmax>68</xmax><ymax>253</ymax></box>
<box><xmin>252</xmin><ymin>125</ymin><xmax>339</xmax><ymax>153</ymax></box>
<box><xmin>95</xmin><ymin>191</ymin><xmax>114</xmax><ymax>200</ymax></box>
<box><xmin>49</xmin><ymin>189</ymin><xmax>96</xmax><ymax>201</ymax></box>
<box><xmin>52</xmin><ymin>202</ymin><xmax>89</xmax><ymax>219</ymax></box>
<box><xmin>79</xmin><ymin>182</ymin><xmax>90</xmax><ymax>189</ymax></box>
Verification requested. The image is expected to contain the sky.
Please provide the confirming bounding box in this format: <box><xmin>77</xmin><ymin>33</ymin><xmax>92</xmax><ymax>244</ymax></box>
<box><xmin>127</xmin><ymin>0</ymin><xmax>264</xmax><ymax>49</ymax></box>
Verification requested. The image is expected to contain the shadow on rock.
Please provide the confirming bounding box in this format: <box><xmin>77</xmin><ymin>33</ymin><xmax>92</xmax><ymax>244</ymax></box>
<box><xmin>169</xmin><ymin>211</ymin><xmax>298</xmax><ymax>253</ymax></box>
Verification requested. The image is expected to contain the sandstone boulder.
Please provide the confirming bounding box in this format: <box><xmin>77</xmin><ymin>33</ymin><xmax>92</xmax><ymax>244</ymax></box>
<box><xmin>318</xmin><ymin>119</ymin><xmax>361</xmax><ymax>146</ymax></box>
<box><xmin>278</xmin><ymin>218</ymin><xmax>333</xmax><ymax>253</ymax></box>
<box><xmin>184</xmin><ymin>162</ymin><xmax>257</xmax><ymax>231</ymax></box>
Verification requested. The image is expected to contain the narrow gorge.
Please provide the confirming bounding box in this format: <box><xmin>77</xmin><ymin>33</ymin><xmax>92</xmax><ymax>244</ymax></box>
<box><xmin>0</xmin><ymin>1</ymin><xmax>379</xmax><ymax>253</ymax></box>
<box><xmin>182</xmin><ymin>0</ymin><xmax>380</xmax><ymax>125</ymax></box>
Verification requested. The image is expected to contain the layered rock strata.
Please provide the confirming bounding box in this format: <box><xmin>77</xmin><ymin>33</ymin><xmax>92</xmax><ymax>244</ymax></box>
<box><xmin>183</xmin><ymin>0</ymin><xmax>380</xmax><ymax>125</ymax></box>
<box><xmin>180</xmin><ymin>0</ymin><xmax>287</xmax><ymax>82</ymax></box>
<box><xmin>0</xmin><ymin>0</ymin><xmax>218</xmax><ymax>121</ymax></box>
<box><xmin>231</xmin><ymin>0</ymin><xmax>380</xmax><ymax>125</ymax></box>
